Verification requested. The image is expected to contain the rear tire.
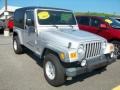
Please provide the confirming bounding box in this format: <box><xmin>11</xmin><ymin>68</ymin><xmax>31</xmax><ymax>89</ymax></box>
<box><xmin>111</xmin><ymin>40</ymin><xmax>120</xmax><ymax>58</ymax></box>
<box><xmin>13</xmin><ymin>36</ymin><xmax>24</xmax><ymax>54</ymax></box>
<box><xmin>43</xmin><ymin>54</ymin><xmax>65</xmax><ymax>86</ymax></box>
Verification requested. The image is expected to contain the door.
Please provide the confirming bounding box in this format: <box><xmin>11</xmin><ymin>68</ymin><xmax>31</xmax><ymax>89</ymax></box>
<box><xmin>89</xmin><ymin>17</ymin><xmax>102</xmax><ymax>34</ymax></box>
<box><xmin>76</xmin><ymin>16</ymin><xmax>91</xmax><ymax>32</ymax></box>
<box><xmin>90</xmin><ymin>17</ymin><xmax>111</xmax><ymax>39</ymax></box>
<box><xmin>24</xmin><ymin>10</ymin><xmax>36</xmax><ymax>51</ymax></box>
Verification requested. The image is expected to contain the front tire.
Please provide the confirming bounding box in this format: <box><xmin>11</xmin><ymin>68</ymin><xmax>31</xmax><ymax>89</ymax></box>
<box><xmin>111</xmin><ymin>40</ymin><xmax>120</xmax><ymax>58</ymax></box>
<box><xmin>43</xmin><ymin>54</ymin><xmax>65</xmax><ymax>86</ymax></box>
<box><xmin>13</xmin><ymin>36</ymin><xmax>24</xmax><ymax>54</ymax></box>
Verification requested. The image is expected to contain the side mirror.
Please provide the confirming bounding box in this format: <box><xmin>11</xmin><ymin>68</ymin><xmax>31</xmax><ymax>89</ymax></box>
<box><xmin>26</xmin><ymin>19</ymin><xmax>34</xmax><ymax>26</ymax></box>
<box><xmin>26</xmin><ymin>19</ymin><xmax>35</xmax><ymax>32</ymax></box>
<box><xmin>99</xmin><ymin>24</ymin><xmax>107</xmax><ymax>29</ymax></box>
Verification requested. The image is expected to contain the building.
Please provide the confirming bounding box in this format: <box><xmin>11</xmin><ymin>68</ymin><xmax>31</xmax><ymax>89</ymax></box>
<box><xmin>0</xmin><ymin>6</ymin><xmax>21</xmax><ymax>20</ymax></box>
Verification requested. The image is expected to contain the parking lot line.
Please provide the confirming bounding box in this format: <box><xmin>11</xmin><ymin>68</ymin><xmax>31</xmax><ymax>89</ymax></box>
<box><xmin>112</xmin><ymin>85</ymin><xmax>120</xmax><ymax>90</ymax></box>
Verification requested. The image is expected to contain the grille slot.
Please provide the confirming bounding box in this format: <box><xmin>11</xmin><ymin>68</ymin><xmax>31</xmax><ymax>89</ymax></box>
<box><xmin>85</xmin><ymin>42</ymin><xmax>102</xmax><ymax>59</ymax></box>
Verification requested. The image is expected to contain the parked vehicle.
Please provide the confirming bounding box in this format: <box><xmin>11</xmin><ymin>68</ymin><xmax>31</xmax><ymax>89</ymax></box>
<box><xmin>8</xmin><ymin>19</ymin><xmax>14</xmax><ymax>32</ymax></box>
<box><xmin>13</xmin><ymin>7</ymin><xmax>116</xmax><ymax>86</ymax></box>
<box><xmin>76</xmin><ymin>15</ymin><xmax>120</xmax><ymax>58</ymax></box>
<box><xmin>116</xmin><ymin>18</ymin><xmax>120</xmax><ymax>22</ymax></box>
<box><xmin>110</xmin><ymin>17</ymin><xmax>120</xmax><ymax>22</ymax></box>
<box><xmin>0</xmin><ymin>20</ymin><xmax>5</xmax><ymax>33</ymax></box>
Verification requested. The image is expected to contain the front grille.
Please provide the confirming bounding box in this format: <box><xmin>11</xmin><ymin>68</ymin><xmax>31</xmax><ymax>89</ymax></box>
<box><xmin>85</xmin><ymin>41</ymin><xmax>102</xmax><ymax>59</ymax></box>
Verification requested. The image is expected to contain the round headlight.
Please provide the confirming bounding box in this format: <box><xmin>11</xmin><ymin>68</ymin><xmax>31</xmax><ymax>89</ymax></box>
<box><xmin>102</xmin><ymin>42</ymin><xmax>106</xmax><ymax>49</ymax></box>
<box><xmin>78</xmin><ymin>45</ymin><xmax>84</xmax><ymax>53</ymax></box>
<box><xmin>78</xmin><ymin>44</ymin><xmax>85</xmax><ymax>59</ymax></box>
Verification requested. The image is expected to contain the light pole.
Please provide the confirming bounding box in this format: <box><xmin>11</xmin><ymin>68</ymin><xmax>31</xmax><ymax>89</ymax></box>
<box><xmin>4</xmin><ymin>0</ymin><xmax>10</xmax><ymax>36</ymax></box>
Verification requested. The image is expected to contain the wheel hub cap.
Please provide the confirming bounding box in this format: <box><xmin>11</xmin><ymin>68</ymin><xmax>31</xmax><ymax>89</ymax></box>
<box><xmin>13</xmin><ymin>40</ymin><xmax>17</xmax><ymax>50</ymax></box>
<box><xmin>45</xmin><ymin>61</ymin><xmax>55</xmax><ymax>80</ymax></box>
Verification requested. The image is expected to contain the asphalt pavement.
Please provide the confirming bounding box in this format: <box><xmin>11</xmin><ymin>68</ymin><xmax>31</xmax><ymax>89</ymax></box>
<box><xmin>0</xmin><ymin>34</ymin><xmax>120</xmax><ymax>90</ymax></box>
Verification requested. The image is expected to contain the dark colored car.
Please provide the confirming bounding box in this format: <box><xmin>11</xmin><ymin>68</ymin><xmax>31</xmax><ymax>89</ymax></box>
<box><xmin>116</xmin><ymin>18</ymin><xmax>120</xmax><ymax>22</ymax></box>
<box><xmin>0</xmin><ymin>20</ymin><xmax>5</xmax><ymax>33</ymax></box>
<box><xmin>76</xmin><ymin>15</ymin><xmax>120</xmax><ymax>58</ymax></box>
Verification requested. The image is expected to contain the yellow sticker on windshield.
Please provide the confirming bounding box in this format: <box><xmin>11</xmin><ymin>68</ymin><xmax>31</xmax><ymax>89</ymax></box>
<box><xmin>105</xmin><ymin>19</ymin><xmax>112</xmax><ymax>24</ymax></box>
<box><xmin>38</xmin><ymin>11</ymin><xmax>50</xmax><ymax>19</ymax></box>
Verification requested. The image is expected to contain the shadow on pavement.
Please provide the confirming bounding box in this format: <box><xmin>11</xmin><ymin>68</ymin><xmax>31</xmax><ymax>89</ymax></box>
<box><xmin>64</xmin><ymin>68</ymin><xmax>106</xmax><ymax>86</ymax></box>
<box><xmin>24</xmin><ymin>47</ymin><xmax>107</xmax><ymax>86</ymax></box>
<box><xmin>0</xmin><ymin>28</ymin><xmax>4</xmax><ymax>34</ymax></box>
<box><xmin>0</xmin><ymin>32</ymin><xmax>3</xmax><ymax>34</ymax></box>
<box><xmin>24</xmin><ymin>48</ymin><xmax>43</xmax><ymax>68</ymax></box>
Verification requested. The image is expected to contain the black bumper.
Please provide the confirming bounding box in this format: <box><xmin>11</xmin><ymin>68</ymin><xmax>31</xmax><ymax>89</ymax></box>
<box><xmin>65</xmin><ymin>55</ymin><xmax>116</xmax><ymax>77</ymax></box>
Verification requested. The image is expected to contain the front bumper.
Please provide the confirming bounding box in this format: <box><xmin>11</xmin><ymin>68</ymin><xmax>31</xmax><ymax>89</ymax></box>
<box><xmin>65</xmin><ymin>54</ymin><xmax>116</xmax><ymax>77</ymax></box>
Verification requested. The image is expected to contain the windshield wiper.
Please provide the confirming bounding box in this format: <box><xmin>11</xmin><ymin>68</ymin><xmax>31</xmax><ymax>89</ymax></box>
<box><xmin>53</xmin><ymin>25</ymin><xmax>59</xmax><ymax>29</ymax></box>
<box><xmin>52</xmin><ymin>24</ymin><xmax>74</xmax><ymax>29</ymax></box>
<box><xmin>68</xmin><ymin>25</ymin><xmax>73</xmax><ymax>29</ymax></box>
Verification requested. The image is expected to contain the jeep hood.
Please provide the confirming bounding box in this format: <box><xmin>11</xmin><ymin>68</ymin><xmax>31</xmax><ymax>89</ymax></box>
<box><xmin>41</xmin><ymin>29</ymin><xmax>106</xmax><ymax>48</ymax></box>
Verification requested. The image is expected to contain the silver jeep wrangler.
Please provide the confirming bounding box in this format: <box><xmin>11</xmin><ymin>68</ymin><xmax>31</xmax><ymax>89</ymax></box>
<box><xmin>13</xmin><ymin>7</ymin><xmax>116</xmax><ymax>86</ymax></box>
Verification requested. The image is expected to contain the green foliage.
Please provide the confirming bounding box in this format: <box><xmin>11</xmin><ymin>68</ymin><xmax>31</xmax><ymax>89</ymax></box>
<box><xmin>75</xmin><ymin>12</ymin><xmax>120</xmax><ymax>17</ymax></box>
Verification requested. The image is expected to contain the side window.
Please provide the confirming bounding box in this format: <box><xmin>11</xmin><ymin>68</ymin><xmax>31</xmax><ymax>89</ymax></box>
<box><xmin>90</xmin><ymin>18</ymin><xmax>101</xmax><ymax>27</ymax></box>
<box><xmin>26</xmin><ymin>11</ymin><xmax>34</xmax><ymax>26</ymax></box>
<box><xmin>76</xmin><ymin>17</ymin><xmax>89</xmax><ymax>25</ymax></box>
<box><xmin>14</xmin><ymin>10</ymin><xmax>24</xmax><ymax>29</ymax></box>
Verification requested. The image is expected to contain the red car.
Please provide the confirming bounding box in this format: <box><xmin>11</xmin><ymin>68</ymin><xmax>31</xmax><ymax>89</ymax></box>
<box><xmin>8</xmin><ymin>19</ymin><xmax>14</xmax><ymax>32</ymax></box>
<box><xmin>76</xmin><ymin>15</ymin><xmax>120</xmax><ymax>58</ymax></box>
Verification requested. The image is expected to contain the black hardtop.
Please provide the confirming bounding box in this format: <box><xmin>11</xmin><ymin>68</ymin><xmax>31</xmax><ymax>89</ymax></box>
<box><xmin>14</xmin><ymin>6</ymin><xmax>72</xmax><ymax>29</ymax></box>
<box><xmin>15</xmin><ymin>6</ymin><xmax>72</xmax><ymax>12</ymax></box>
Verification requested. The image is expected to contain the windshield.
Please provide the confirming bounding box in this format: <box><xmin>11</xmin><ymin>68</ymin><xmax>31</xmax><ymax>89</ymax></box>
<box><xmin>103</xmin><ymin>17</ymin><xmax>120</xmax><ymax>28</ymax></box>
<box><xmin>37</xmin><ymin>10</ymin><xmax>76</xmax><ymax>25</ymax></box>
<box><xmin>116</xmin><ymin>19</ymin><xmax>120</xmax><ymax>22</ymax></box>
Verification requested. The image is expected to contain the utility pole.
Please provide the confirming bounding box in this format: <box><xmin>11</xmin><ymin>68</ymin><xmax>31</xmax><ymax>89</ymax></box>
<box><xmin>4</xmin><ymin>0</ymin><xmax>10</xmax><ymax>36</ymax></box>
